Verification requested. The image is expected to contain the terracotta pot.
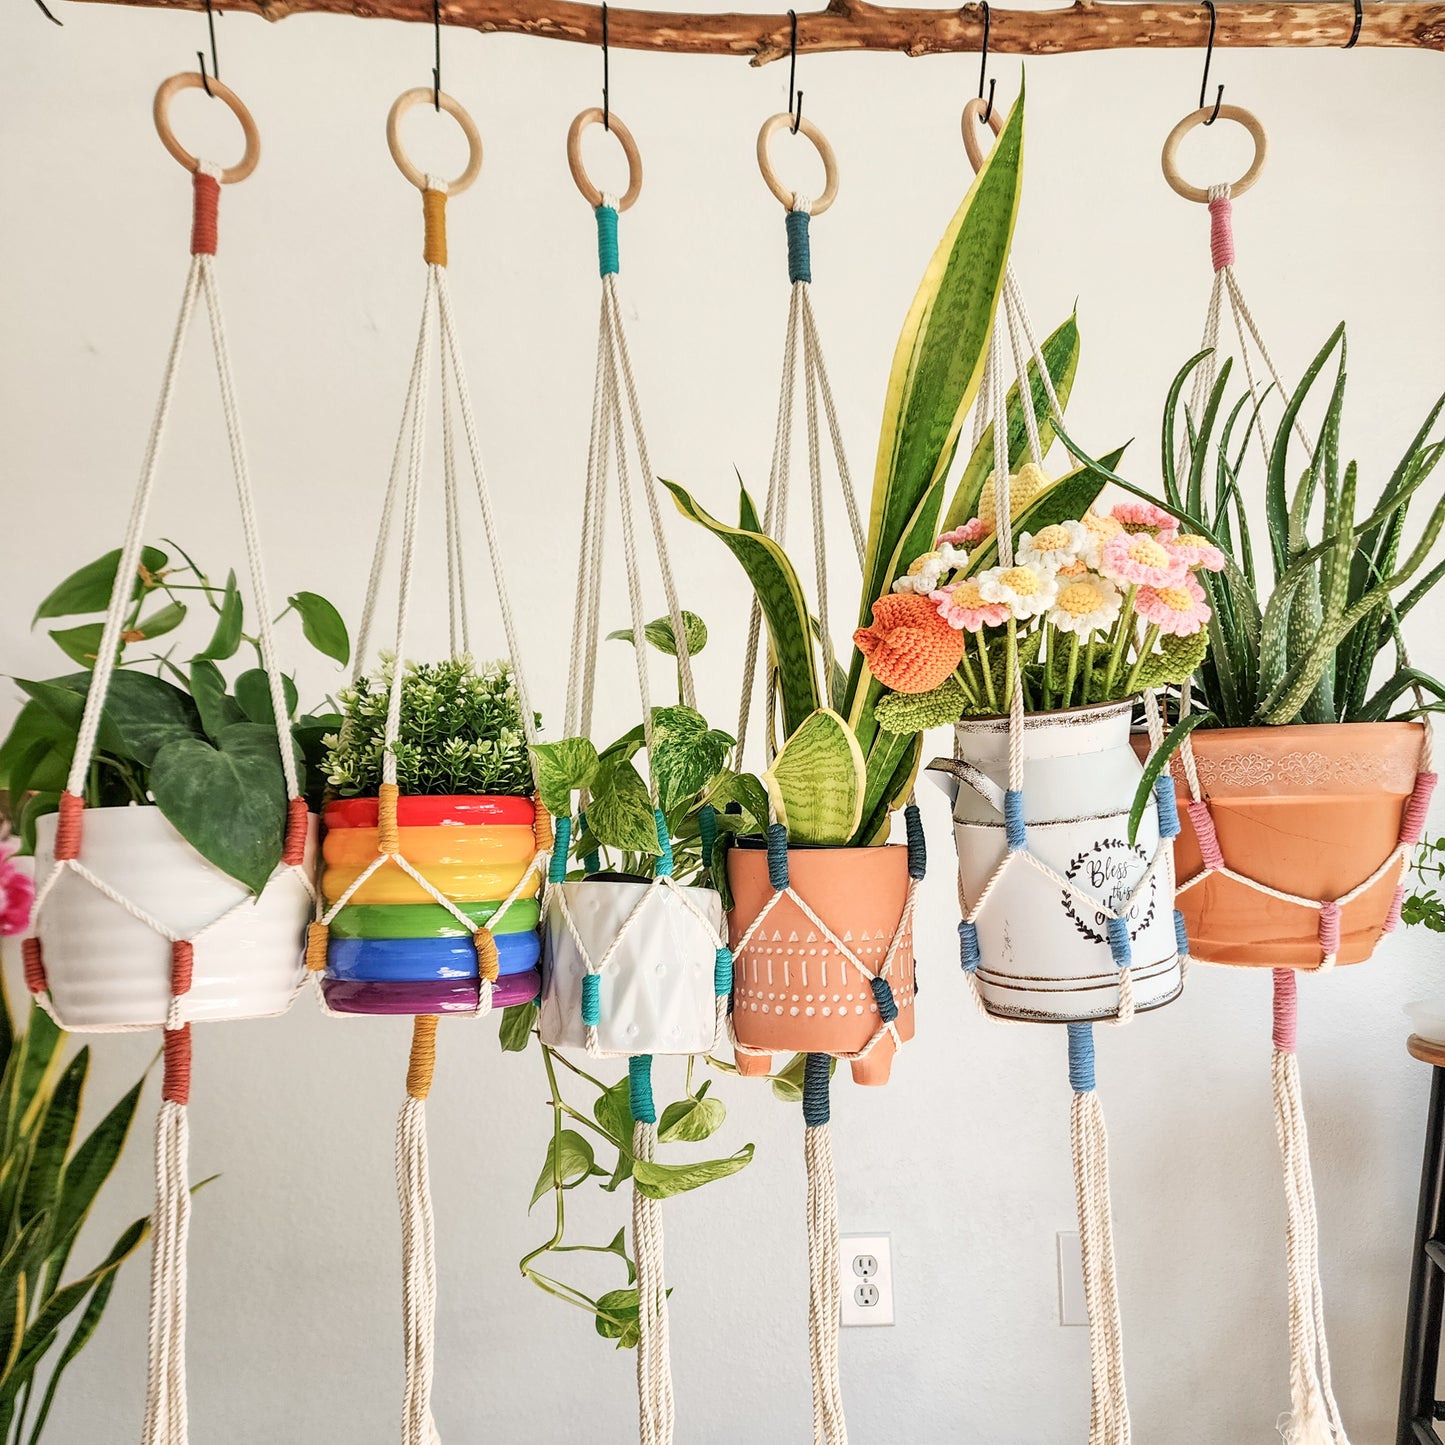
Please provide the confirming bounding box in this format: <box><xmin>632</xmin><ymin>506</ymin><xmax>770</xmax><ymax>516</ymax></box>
<box><xmin>726</xmin><ymin>844</ymin><xmax>916</xmax><ymax>1086</ymax></box>
<box><xmin>1143</xmin><ymin>721</ymin><xmax>1425</xmax><ymax>968</ymax></box>
<box><xmin>32</xmin><ymin>805</ymin><xmax>315</xmax><ymax>1030</ymax></box>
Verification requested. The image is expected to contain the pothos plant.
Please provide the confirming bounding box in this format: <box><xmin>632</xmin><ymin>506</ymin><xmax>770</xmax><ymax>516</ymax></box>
<box><xmin>0</xmin><ymin>543</ymin><xmax>349</xmax><ymax>893</ymax></box>
<box><xmin>498</xmin><ymin>614</ymin><xmax>762</xmax><ymax>1346</ymax></box>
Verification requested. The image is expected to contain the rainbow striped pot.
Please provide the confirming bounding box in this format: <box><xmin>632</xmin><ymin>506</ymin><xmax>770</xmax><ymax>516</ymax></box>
<box><xmin>319</xmin><ymin>794</ymin><xmax>542</xmax><ymax>1016</ymax></box>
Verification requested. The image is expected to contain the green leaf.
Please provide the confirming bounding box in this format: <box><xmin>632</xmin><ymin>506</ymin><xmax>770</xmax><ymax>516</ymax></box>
<box><xmin>631</xmin><ymin>1144</ymin><xmax>755</xmax><ymax>1200</ymax></box>
<box><xmin>607</xmin><ymin>612</ymin><xmax>708</xmax><ymax>660</ymax></box>
<box><xmin>664</xmin><ymin>479</ymin><xmax>822</xmax><ymax>742</ymax></box>
<box><xmin>23</xmin><ymin>1255</ymin><xmax>122</xmax><ymax>1444</ymax></box>
<box><xmin>769</xmin><ymin>1053</ymin><xmax>812</xmax><ymax>1103</ymax></box>
<box><xmin>529</xmin><ymin>1129</ymin><xmax>597</xmax><ymax>1209</ymax></box>
<box><xmin>657</xmin><ymin>1090</ymin><xmax>726</xmax><ymax>1144</ymax></box>
<box><xmin>529</xmin><ymin>738</ymin><xmax>600</xmax><ymax>818</ymax></box>
<box><xmin>234</xmin><ymin>669</ymin><xmax>299</xmax><ymax>728</ymax></box>
<box><xmin>287</xmin><ymin>592</ymin><xmax>350</xmax><ymax>666</ymax></box>
<box><xmin>196</xmin><ymin>572</ymin><xmax>243</xmax><ymax>661</ymax></box>
<box><xmin>0</xmin><ymin>704</ymin><xmax>74</xmax><ymax>795</ymax></box>
<box><xmin>148</xmin><ymin>724</ymin><xmax>287</xmax><ymax>894</ymax></box>
<box><xmin>708</xmin><ymin>772</ymin><xmax>770</xmax><ymax>834</ymax></box>
<box><xmin>763</xmin><ymin>709</ymin><xmax>865</xmax><ymax>846</ymax></box>
<box><xmin>189</xmin><ymin>661</ymin><xmax>245</xmax><ymax>743</ymax></box>
<box><xmin>45</xmin><ymin>626</ymin><xmax>105</xmax><ymax>670</ymax></box>
<box><xmin>592</xmin><ymin>1077</ymin><xmax>635</xmax><ymax>1149</ymax></box>
<box><xmin>594</xmin><ymin>1288</ymin><xmax>641</xmax><ymax>1349</ymax></box>
<box><xmin>873</xmin><ymin>674</ymin><xmax>967</xmax><ymax>734</ymax></box>
<box><xmin>1133</xmin><ymin>628</ymin><xmax>1210</xmax><ymax>692</ymax></box>
<box><xmin>31</xmin><ymin>547</ymin><xmax>168</xmax><ymax>624</ymax></box>
<box><xmin>1127</xmin><ymin>711</ymin><xmax>1213</xmax><ymax>845</ymax></box>
<box><xmin>45</xmin><ymin>670</ymin><xmax>205</xmax><ymax>766</ymax></box>
<box><xmin>18</xmin><ymin>1049</ymin><xmax>86</xmax><ymax>1236</ymax></box>
<box><xmin>498</xmin><ymin>1002</ymin><xmax>537</xmax><ymax>1053</ymax></box>
<box><xmin>649</xmin><ymin>707</ymin><xmax>734</xmax><ymax>815</ymax></box>
<box><xmin>588</xmin><ymin>759</ymin><xmax>663</xmax><ymax>857</ymax></box>
<box><xmin>132</xmin><ymin>600</ymin><xmax>187</xmax><ymax>644</ymax></box>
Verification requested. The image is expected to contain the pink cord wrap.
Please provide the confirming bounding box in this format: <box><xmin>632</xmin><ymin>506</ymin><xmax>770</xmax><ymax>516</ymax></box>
<box><xmin>21</xmin><ymin>939</ymin><xmax>47</xmax><ymax>996</ymax></box>
<box><xmin>1208</xmin><ymin>195</ymin><xmax>1235</xmax><ymax>272</ymax></box>
<box><xmin>1186</xmin><ymin>799</ymin><xmax>1225</xmax><ymax>869</ymax></box>
<box><xmin>1318</xmin><ymin>900</ymin><xmax>1342</xmax><ymax>959</ymax></box>
<box><xmin>1384</xmin><ymin>884</ymin><xmax>1406</xmax><ymax>935</ymax></box>
<box><xmin>1272</xmin><ymin>967</ymin><xmax>1298</xmax><ymax>1053</ymax></box>
<box><xmin>1401</xmin><ymin>771</ymin><xmax>1438</xmax><ymax>847</ymax></box>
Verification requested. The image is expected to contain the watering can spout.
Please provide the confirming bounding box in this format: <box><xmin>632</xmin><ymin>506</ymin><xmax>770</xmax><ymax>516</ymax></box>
<box><xmin>926</xmin><ymin>756</ymin><xmax>1006</xmax><ymax>817</ymax></box>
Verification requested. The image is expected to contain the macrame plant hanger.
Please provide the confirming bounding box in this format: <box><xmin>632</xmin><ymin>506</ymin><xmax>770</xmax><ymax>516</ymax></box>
<box><xmin>950</xmin><ymin>93</ymin><xmax>1195</xmax><ymax>1445</ymax></box>
<box><xmin>19</xmin><ymin>74</ymin><xmax>316</xmax><ymax>1445</ymax></box>
<box><xmin>302</xmin><ymin>87</ymin><xmax>552</xmax><ymax>1445</ymax></box>
<box><xmin>1160</xmin><ymin>100</ymin><xmax>1437</xmax><ymax>1445</ymax></box>
<box><xmin>728</xmin><ymin>111</ymin><xmax>926</xmax><ymax>1445</ymax></box>
<box><xmin>547</xmin><ymin>104</ymin><xmax>731</xmax><ymax>1445</ymax></box>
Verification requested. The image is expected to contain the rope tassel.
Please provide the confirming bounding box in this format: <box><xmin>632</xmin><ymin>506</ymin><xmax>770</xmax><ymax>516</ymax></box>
<box><xmin>398</xmin><ymin>1017</ymin><xmax>440</xmax><ymax>1445</ymax></box>
<box><xmin>1067</xmin><ymin>1025</ymin><xmax>1130</xmax><ymax>1445</ymax></box>
<box><xmin>801</xmin><ymin>1055</ymin><xmax>847</xmax><ymax>1445</ymax></box>
<box><xmin>629</xmin><ymin>1057</ymin><xmax>675</xmax><ymax>1445</ymax></box>
<box><xmin>1270</xmin><ymin>971</ymin><xmax>1351</xmax><ymax>1445</ymax></box>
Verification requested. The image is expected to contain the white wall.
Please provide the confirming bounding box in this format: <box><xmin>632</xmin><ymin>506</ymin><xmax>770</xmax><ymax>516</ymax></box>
<box><xmin>3</xmin><ymin>6</ymin><xmax>1444</xmax><ymax>1442</ymax></box>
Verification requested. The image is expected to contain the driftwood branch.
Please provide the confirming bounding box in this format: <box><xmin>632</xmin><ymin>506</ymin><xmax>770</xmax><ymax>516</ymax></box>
<box><xmin>59</xmin><ymin>0</ymin><xmax>1445</xmax><ymax>64</ymax></box>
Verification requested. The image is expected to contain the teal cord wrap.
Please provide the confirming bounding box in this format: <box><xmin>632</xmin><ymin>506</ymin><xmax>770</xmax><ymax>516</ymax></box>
<box><xmin>596</xmin><ymin>205</ymin><xmax>620</xmax><ymax>277</ymax></box>
<box><xmin>699</xmin><ymin>804</ymin><xmax>718</xmax><ymax>872</ymax></box>
<box><xmin>628</xmin><ymin>1054</ymin><xmax>657</xmax><ymax>1124</ymax></box>
<box><xmin>785</xmin><ymin>208</ymin><xmax>812</xmax><ymax>285</ymax></box>
<box><xmin>714</xmin><ymin>945</ymin><xmax>733</xmax><ymax>996</ymax></box>
<box><xmin>581</xmin><ymin>973</ymin><xmax>601</xmax><ymax>1027</ymax></box>
<box><xmin>1067</xmin><ymin>1023</ymin><xmax>1096</xmax><ymax>1093</ymax></box>
<box><xmin>802</xmin><ymin>1052</ymin><xmax>831</xmax><ymax>1127</ymax></box>
<box><xmin>548</xmin><ymin>816</ymin><xmax>572</xmax><ymax>885</ymax></box>
<box><xmin>766</xmin><ymin>824</ymin><xmax>790</xmax><ymax>890</ymax></box>
<box><xmin>904</xmin><ymin>803</ymin><xmax>926</xmax><ymax>880</ymax></box>
<box><xmin>577</xmin><ymin>810</ymin><xmax>600</xmax><ymax>877</ymax></box>
<box><xmin>1154</xmin><ymin>775</ymin><xmax>1182</xmax><ymax>839</ymax></box>
<box><xmin>869</xmin><ymin>975</ymin><xmax>898</xmax><ymax>1023</ymax></box>
<box><xmin>958</xmin><ymin>920</ymin><xmax>981</xmax><ymax>972</ymax></box>
<box><xmin>654</xmin><ymin>809</ymin><xmax>674</xmax><ymax>877</ymax></box>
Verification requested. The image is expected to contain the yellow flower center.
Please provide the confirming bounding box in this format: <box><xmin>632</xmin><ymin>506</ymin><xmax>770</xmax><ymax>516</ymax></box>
<box><xmin>1127</xmin><ymin>537</ymin><xmax>1171</xmax><ymax>569</ymax></box>
<box><xmin>1083</xmin><ymin>510</ymin><xmax>1123</xmax><ymax>541</ymax></box>
<box><xmin>1156</xmin><ymin>585</ymin><xmax>1193</xmax><ymax>612</ymax></box>
<box><xmin>1032</xmin><ymin>524</ymin><xmax>1072</xmax><ymax>552</ymax></box>
<box><xmin>1175</xmin><ymin>534</ymin><xmax>1208</xmax><ymax>549</ymax></box>
<box><xmin>949</xmin><ymin>581</ymin><xmax>986</xmax><ymax>608</ymax></box>
<box><xmin>999</xmin><ymin>566</ymin><xmax>1040</xmax><ymax>596</ymax></box>
<box><xmin>907</xmin><ymin>550</ymin><xmax>941</xmax><ymax>577</ymax></box>
<box><xmin>1058</xmin><ymin>581</ymin><xmax>1105</xmax><ymax>616</ymax></box>
<box><xmin>1056</xmin><ymin>559</ymin><xmax>1089</xmax><ymax>578</ymax></box>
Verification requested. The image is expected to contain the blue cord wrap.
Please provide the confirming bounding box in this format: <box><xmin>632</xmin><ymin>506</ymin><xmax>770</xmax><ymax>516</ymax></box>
<box><xmin>548</xmin><ymin>816</ymin><xmax>572</xmax><ymax>885</ymax></box>
<box><xmin>904</xmin><ymin>803</ymin><xmax>927</xmax><ymax>880</ymax></box>
<box><xmin>628</xmin><ymin>1054</ymin><xmax>656</xmax><ymax>1124</ymax></box>
<box><xmin>576</xmin><ymin>809</ymin><xmax>600</xmax><ymax>877</ymax></box>
<box><xmin>869</xmin><ymin>975</ymin><xmax>898</xmax><ymax>1023</ymax></box>
<box><xmin>766</xmin><ymin>823</ymin><xmax>790</xmax><ymax>890</ymax></box>
<box><xmin>699</xmin><ymin>804</ymin><xmax>718</xmax><ymax>871</ymax></box>
<box><xmin>595</xmin><ymin>205</ymin><xmax>619</xmax><ymax>277</ymax></box>
<box><xmin>958</xmin><ymin>920</ymin><xmax>981</xmax><ymax>973</ymax></box>
<box><xmin>1106</xmin><ymin>916</ymin><xmax>1133</xmax><ymax>970</ymax></box>
<box><xmin>1154</xmin><ymin>774</ymin><xmax>1182</xmax><ymax>840</ymax></box>
<box><xmin>802</xmin><ymin>1052</ymin><xmax>831</xmax><ymax>1127</ymax></box>
<box><xmin>654</xmin><ymin>810</ymin><xmax>674</xmax><ymax>877</ymax></box>
<box><xmin>714</xmin><ymin>946</ymin><xmax>733</xmax><ymax>996</ymax></box>
<box><xmin>1067</xmin><ymin>1023</ymin><xmax>1096</xmax><ymax>1094</ymax></box>
<box><xmin>1004</xmin><ymin>789</ymin><xmax>1027</xmax><ymax>852</ymax></box>
<box><xmin>1174</xmin><ymin>909</ymin><xmax>1190</xmax><ymax>957</ymax></box>
<box><xmin>785</xmin><ymin>208</ymin><xmax>812</xmax><ymax>285</ymax></box>
<box><xmin>580</xmin><ymin>973</ymin><xmax>601</xmax><ymax>1026</ymax></box>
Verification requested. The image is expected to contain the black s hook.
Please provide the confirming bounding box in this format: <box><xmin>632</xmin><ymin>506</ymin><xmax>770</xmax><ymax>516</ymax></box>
<box><xmin>1345</xmin><ymin>0</ymin><xmax>1364</xmax><ymax>48</ymax></box>
<box><xmin>978</xmin><ymin>1</ymin><xmax>995</xmax><ymax>126</ymax></box>
<box><xmin>31</xmin><ymin>0</ymin><xmax>62</xmax><ymax>27</ymax></box>
<box><xmin>432</xmin><ymin>0</ymin><xmax>441</xmax><ymax>111</ymax></box>
<box><xmin>787</xmin><ymin>10</ymin><xmax>802</xmax><ymax>134</ymax></box>
<box><xmin>602</xmin><ymin>2</ymin><xmax>611</xmax><ymax>131</ymax></box>
<box><xmin>198</xmin><ymin>0</ymin><xmax>220</xmax><ymax>97</ymax></box>
<box><xmin>1199</xmin><ymin>0</ymin><xmax>1223</xmax><ymax>124</ymax></box>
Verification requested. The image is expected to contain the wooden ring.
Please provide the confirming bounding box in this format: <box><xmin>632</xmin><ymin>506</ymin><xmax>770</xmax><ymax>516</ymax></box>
<box><xmin>756</xmin><ymin>113</ymin><xmax>839</xmax><ymax>216</ymax></box>
<box><xmin>960</xmin><ymin>95</ymin><xmax>1002</xmax><ymax>175</ymax></box>
<box><xmin>1161</xmin><ymin>104</ymin><xmax>1268</xmax><ymax>204</ymax></box>
<box><xmin>567</xmin><ymin>108</ymin><xmax>643</xmax><ymax>211</ymax></box>
<box><xmin>386</xmin><ymin>88</ymin><xmax>484</xmax><ymax>195</ymax></box>
<box><xmin>152</xmin><ymin>72</ymin><xmax>260</xmax><ymax>185</ymax></box>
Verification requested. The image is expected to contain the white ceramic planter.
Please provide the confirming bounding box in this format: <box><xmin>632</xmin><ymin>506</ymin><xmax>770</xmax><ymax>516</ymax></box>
<box><xmin>540</xmin><ymin>877</ymin><xmax>722</xmax><ymax>1055</ymax></box>
<box><xmin>928</xmin><ymin>700</ymin><xmax>1182</xmax><ymax>1023</ymax></box>
<box><xmin>33</xmin><ymin>805</ymin><xmax>315</xmax><ymax>1030</ymax></box>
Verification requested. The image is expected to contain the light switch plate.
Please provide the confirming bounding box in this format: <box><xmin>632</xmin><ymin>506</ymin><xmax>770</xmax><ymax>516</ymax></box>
<box><xmin>840</xmin><ymin>1234</ymin><xmax>894</xmax><ymax>1327</ymax></box>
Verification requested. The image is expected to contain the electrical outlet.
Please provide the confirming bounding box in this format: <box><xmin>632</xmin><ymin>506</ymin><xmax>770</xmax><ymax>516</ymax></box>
<box><xmin>840</xmin><ymin>1234</ymin><xmax>894</xmax><ymax>1327</ymax></box>
<box><xmin>1057</xmin><ymin>1231</ymin><xmax>1087</xmax><ymax>1327</ymax></box>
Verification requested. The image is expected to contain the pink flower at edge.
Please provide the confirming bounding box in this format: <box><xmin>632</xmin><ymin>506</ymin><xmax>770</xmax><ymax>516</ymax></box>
<box><xmin>0</xmin><ymin>839</ymin><xmax>34</xmax><ymax>937</ymax></box>
<box><xmin>1099</xmin><ymin>531</ymin><xmax>1189</xmax><ymax>589</ymax></box>
<box><xmin>938</xmin><ymin>518</ymin><xmax>991</xmax><ymax>548</ymax></box>
<box><xmin>1167</xmin><ymin>533</ymin><xmax>1228</xmax><ymax>573</ymax></box>
<box><xmin>930</xmin><ymin>582</ymin><xmax>1011</xmax><ymax>633</ymax></box>
<box><xmin>1110</xmin><ymin>499</ymin><xmax>1175</xmax><ymax>532</ymax></box>
<box><xmin>1135</xmin><ymin>571</ymin><xmax>1212</xmax><ymax>637</ymax></box>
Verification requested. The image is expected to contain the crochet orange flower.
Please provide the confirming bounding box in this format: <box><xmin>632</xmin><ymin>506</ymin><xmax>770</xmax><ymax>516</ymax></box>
<box><xmin>854</xmin><ymin>593</ymin><xmax>965</xmax><ymax>694</ymax></box>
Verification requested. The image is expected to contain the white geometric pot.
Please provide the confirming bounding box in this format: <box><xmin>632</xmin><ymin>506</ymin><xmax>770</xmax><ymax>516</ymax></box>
<box><xmin>928</xmin><ymin>699</ymin><xmax>1182</xmax><ymax>1023</ymax></box>
<box><xmin>540</xmin><ymin>877</ymin><xmax>723</xmax><ymax>1055</ymax></box>
<box><xmin>33</xmin><ymin>805</ymin><xmax>314</xmax><ymax>1030</ymax></box>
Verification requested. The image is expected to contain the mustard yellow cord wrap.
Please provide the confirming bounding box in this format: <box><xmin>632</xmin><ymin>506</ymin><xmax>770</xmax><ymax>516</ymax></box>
<box><xmin>532</xmin><ymin>795</ymin><xmax>553</xmax><ymax>855</ymax></box>
<box><xmin>473</xmin><ymin>927</ymin><xmax>500</xmax><ymax>983</ymax></box>
<box><xmin>422</xmin><ymin>188</ymin><xmax>447</xmax><ymax>268</ymax></box>
<box><xmin>406</xmin><ymin>1015</ymin><xmax>439</xmax><ymax>1100</ymax></box>
<box><xmin>377</xmin><ymin>783</ymin><xmax>401</xmax><ymax>854</ymax></box>
<box><xmin>306</xmin><ymin>921</ymin><xmax>330</xmax><ymax>972</ymax></box>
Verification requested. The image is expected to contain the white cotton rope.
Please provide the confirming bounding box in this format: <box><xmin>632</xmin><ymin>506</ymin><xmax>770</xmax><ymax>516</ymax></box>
<box><xmin>141</xmin><ymin>1101</ymin><xmax>191</xmax><ymax>1445</ymax></box>
<box><xmin>633</xmin><ymin>1122</ymin><xmax>675</xmax><ymax>1445</ymax></box>
<box><xmin>397</xmin><ymin>1096</ymin><xmax>440</xmax><ymax>1445</ymax></box>
<box><xmin>804</xmin><ymin>1121</ymin><xmax>847</xmax><ymax>1445</ymax></box>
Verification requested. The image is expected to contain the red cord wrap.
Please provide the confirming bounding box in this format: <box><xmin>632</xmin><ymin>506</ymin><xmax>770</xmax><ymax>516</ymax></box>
<box><xmin>191</xmin><ymin>171</ymin><xmax>220</xmax><ymax>256</ymax></box>
<box><xmin>1384</xmin><ymin>884</ymin><xmax>1406</xmax><ymax>936</ymax></box>
<box><xmin>162</xmin><ymin>1024</ymin><xmax>192</xmax><ymax>1105</ymax></box>
<box><xmin>1272</xmin><ymin>967</ymin><xmax>1297</xmax><ymax>1054</ymax></box>
<box><xmin>1208</xmin><ymin>194</ymin><xmax>1235</xmax><ymax>273</ymax></box>
<box><xmin>1318</xmin><ymin>900</ymin><xmax>1342</xmax><ymax>959</ymax></box>
<box><xmin>1401</xmin><ymin>771</ymin><xmax>1438</xmax><ymax>848</ymax></box>
<box><xmin>1186</xmin><ymin>799</ymin><xmax>1225</xmax><ymax>870</ymax></box>
<box><xmin>53</xmin><ymin>791</ymin><xmax>83</xmax><ymax>862</ymax></box>
<box><xmin>282</xmin><ymin>797</ymin><xmax>309</xmax><ymax>867</ymax></box>
<box><xmin>171</xmin><ymin>940</ymin><xmax>195</xmax><ymax>998</ymax></box>
<box><xmin>21</xmin><ymin>939</ymin><xmax>47</xmax><ymax>996</ymax></box>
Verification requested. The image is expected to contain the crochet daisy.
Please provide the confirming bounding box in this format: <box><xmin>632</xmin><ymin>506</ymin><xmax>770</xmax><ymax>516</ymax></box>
<box><xmin>1047</xmin><ymin>574</ymin><xmax>1123</xmax><ymax>637</ymax></box>
<box><xmin>938</xmin><ymin>541</ymin><xmax>970</xmax><ymax>573</ymax></box>
<box><xmin>930</xmin><ymin>578</ymin><xmax>1012</xmax><ymax>632</ymax></box>
<box><xmin>1135</xmin><ymin>571</ymin><xmax>1212</xmax><ymax>636</ymax></box>
<box><xmin>977</xmin><ymin>562</ymin><xmax>1059</xmax><ymax>621</ymax></box>
<box><xmin>1110</xmin><ymin>498</ymin><xmax>1176</xmax><ymax>533</ymax></box>
<box><xmin>1098</xmin><ymin>532</ymin><xmax>1188</xmax><ymax>590</ymax></box>
<box><xmin>1017</xmin><ymin>520</ymin><xmax>1088</xmax><ymax>571</ymax></box>
<box><xmin>1079</xmin><ymin>508</ymin><xmax>1125</xmax><ymax>566</ymax></box>
<box><xmin>939</xmin><ymin>518</ymin><xmax>991</xmax><ymax>547</ymax></box>
<box><xmin>1166</xmin><ymin>533</ymin><xmax>1228</xmax><ymax>573</ymax></box>
<box><xmin>891</xmin><ymin>549</ymin><xmax>947</xmax><ymax>595</ymax></box>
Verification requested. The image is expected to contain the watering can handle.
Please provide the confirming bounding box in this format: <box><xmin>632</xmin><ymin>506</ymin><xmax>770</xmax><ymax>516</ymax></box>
<box><xmin>925</xmin><ymin>757</ymin><xmax>1008</xmax><ymax>818</ymax></box>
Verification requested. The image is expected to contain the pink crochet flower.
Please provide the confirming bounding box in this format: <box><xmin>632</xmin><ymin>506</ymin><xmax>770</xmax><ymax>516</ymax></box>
<box><xmin>1135</xmin><ymin>571</ymin><xmax>1212</xmax><ymax>636</ymax></box>
<box><xmin>1110</xmin><ymin>499</ymin><xmax>1175</xmax><ymax>533</ymax></box>
<box><xmin>1099</xmin><ymin>532</ymin><xmax>1188</xmax><ymax>590</ymax></box>
<box><xmin>930</xmin><ymin>579</ymin><xmax>1011</xmax><ymax>633</ymax></box>
<box><xmin>938</xmin><ymin>518</ymin><xmax>991</xmax><ymax>547</ymax></box>
<box><xmin>0</xmin><ymin>839</ymin><xmax>34</xmax><ymax>938</ymax></box>
<box><xmin>1166</xmin><ymin>533</ymin><xmax>1227</xmax><ymax>573</ymax></box>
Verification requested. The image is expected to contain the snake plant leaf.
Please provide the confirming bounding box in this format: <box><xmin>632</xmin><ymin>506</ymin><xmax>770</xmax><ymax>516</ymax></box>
<box><xmin>529</xmin><ymin>1130</ymin><xmax>597</xmax><ymax>1210</ymax></box>
<box><xmin>631</xmin><ymin>1144</ymin><xmax>754</xmax><ymax>1200</ymax></box>
<box><xmin>874</xmin><ymin>675</ymin><xmax>967</xmax><ymax>734</ymax></box>
<box><xmin>939</xmin><ymin>314</ymin><xmax>1081</xmax><ymax>536</ymax></box>
<box><xmin>530</xmin><ymin>738</ymin><xmax>601</xmax><ymax>818</ymax></box>
<box><xmin>196</xmin><ymin>571</ymin><xmax>243</xmax><ymax>662</ymax></box>
<box><xmin>7</xmin><ymin>1006</ymin><xmax>61</xmax><ymax>1158</ymax></box>
<box><xmin>17</xmin><ymin>1050</ymin><xmax>86</xmax><ymax>1240</ymax></box>
<box><xmin>31</xmin><ymin>547</ymin><xmax>169</xmax><ymax>625</ymax></box>
<box><xmin>663</xmin><ymin>479</ymin><xmax>822</xmax><ymax>740</ymax></box>
<box><xmin>854</xmin><ymin>734</ymin><xmax>923</xmax><ymax>847</ymax></box>
<box><xmin>649</xmin><ymin>706</ymin><xmax>733</xmax><ymax>815</ymax></box>
<box><xmin>148</xmin><ymin>723</ymin><xmax>288</xmax><ymax>894</ymax></box>
<box><xmin>855</xmin><ymin>86</ymin><xmax>1024</xmax><ymax>689</ymax></box>
<box><xmin>763</xmin><ymin>708</ymin><xmax>865</xmax><ymax>846</ymax></box>
<box><xmin>586</xmin><ymin>758</ymin><xmax>662</xmax><ymax>857</ymax></box>
<box><xmin>286</xmin><ymin>591</ymin><xmax>350</xmax><ymax>667</ymax></box>
<box><xmin>1127</xmin><ymin>710</ymin><xmax>1213</xmax><ymax>846</ymax></box>
<box><xmin>608</xmin><ymin>612</ymin><xmax>708</xmax><ymax>659</ymax></box>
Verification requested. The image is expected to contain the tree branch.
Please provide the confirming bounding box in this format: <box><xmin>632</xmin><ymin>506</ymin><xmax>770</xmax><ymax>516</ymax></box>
<box><xmin>57</xmin><ymin>0</ymin><xmax>1445</xmax><ymax>64</ymax></box>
